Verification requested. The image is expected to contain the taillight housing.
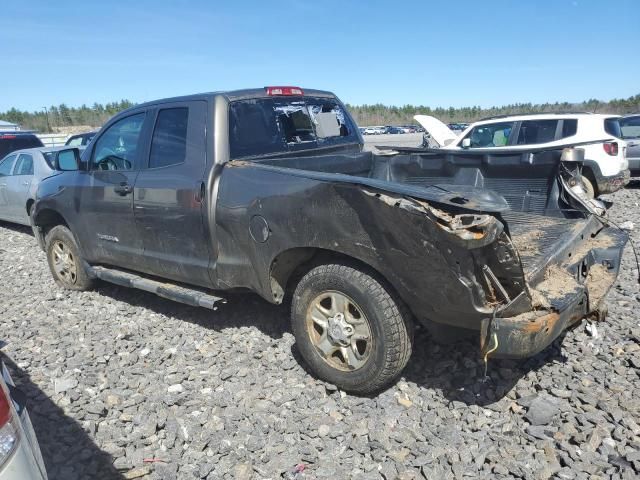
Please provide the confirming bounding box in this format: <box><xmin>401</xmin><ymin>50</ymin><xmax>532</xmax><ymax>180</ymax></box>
<box><xmin>265</xmin><ymin>86</ymin><xmax>304</xmax><ymax>96</ymax></box>
<box><xmin>603</xmin><ymin>142</ymin><xmax>618</xmax><ymax>156</ymax></box>
<box><xmin>0</xmin><ymin>380</ymin><xmax>19</xmax><ymax>466</ymax></box>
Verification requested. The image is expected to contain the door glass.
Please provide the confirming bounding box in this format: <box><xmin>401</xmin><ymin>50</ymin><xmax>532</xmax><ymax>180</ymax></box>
<box><xmin>0</xmin><ymin>154</ymin><xmax>17</xmax><ymax>176</ymax></box>
<box><xmin>92</xmin><ymin>113</ymin><xmax>145</xmax><ymax>171</ymax></box>
<box><xmin>14</xmin><ymin>154</ymin><xmax>34</xmax><ymax>175</ymax></box>
<box><xmin>66</xmin><ymin>136</ymin><xmax>83</xmax><ymax>147</ymax></box>
<box><xmin>149</xmin><ymin>108</ymin><xmax>188</xmax><ymax>168</ymax></box>
<box><xmin>620</xmin><ymin>116</ymin><xmax>640</xmax><ymax>139</ymax></box>
<box><xmin>517</xmin><ymin>120</ymin><xmax>559</xmax><ymax>144</ymax></box>
<box><xmin>463</xmin><ymin>122</ymin><xmax>515</xmax><ymax>148</ymax></box>
<box><xmin>561</xmin><ymin>119</ymin><xmax>578</xmax><ymax>138</ymax></box>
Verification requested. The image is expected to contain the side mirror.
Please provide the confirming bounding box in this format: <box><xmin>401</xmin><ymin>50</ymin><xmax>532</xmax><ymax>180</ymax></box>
<box><xmin>55</xmin><ymin>148</ymin><xmax>80</xmax><ymax>171</ymax></box>
<box><xmin>461</xmin><ymin>138</ymin><xmax>471</xmax><ymax>148</ymax></box>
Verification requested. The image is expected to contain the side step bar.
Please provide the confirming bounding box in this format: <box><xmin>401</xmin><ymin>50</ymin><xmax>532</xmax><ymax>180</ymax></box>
<box><xmin>88</xmin><ymin>266</ymin><xmax>225</xmax><ymax>310</ymax></box>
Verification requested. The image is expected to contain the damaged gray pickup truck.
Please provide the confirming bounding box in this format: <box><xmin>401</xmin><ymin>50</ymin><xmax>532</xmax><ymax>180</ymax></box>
<box><xmin>31</xmin><ymin>87</ymin><xmax>627</xmax><ymax>394</ymax></box>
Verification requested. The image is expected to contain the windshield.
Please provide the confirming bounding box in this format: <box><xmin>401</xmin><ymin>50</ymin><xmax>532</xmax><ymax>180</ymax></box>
<box><xmin>229</xmin><ymin>96</ymin><xmax>358</xmax><ymax>159</ymax></box>
<box><xmin>620</xmin><ymin>116</ymin><xmax>640</xmax><ymax>139</ymax></box>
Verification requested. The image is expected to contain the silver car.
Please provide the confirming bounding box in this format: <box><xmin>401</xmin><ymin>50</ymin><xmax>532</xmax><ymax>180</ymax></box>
<box><xmin>0</xmin><ymin>362</ymin><xmax>47</xmax><ymax>479</ymax></box>
<box><xmin>620</xmin><ymin>114</ymin><xmax>640</xmax><ymax>175</ymax></box>
<box><xmin>0</xmin><ymin>147</ymin><xmax>82</xmax><ymax>226</ymax></box>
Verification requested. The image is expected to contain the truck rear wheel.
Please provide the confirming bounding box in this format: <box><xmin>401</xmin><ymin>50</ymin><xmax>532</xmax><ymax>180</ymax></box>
<box><xmin>45</xmin><ymin>225</ymin><xmax>94</xmax><ymax>291</ymax></box>
<box><xmin>291</xmin><ymin>263</ymin><xmax>413</xmax><ymax>394</ymax></box>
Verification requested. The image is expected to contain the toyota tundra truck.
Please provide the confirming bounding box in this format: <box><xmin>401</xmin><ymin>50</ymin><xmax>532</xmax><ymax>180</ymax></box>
<box><xmin>31</xmin><ymin>87</ymin><xmax>627</xmax><ymax>394</ymax></box>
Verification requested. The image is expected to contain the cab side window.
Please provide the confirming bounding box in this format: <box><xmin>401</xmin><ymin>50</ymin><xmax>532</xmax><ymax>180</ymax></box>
<box><xmin>14</xmin><ymin>154</ymin><xmax>34</xmax><ymax>176</ymax></box>
<box><xmin>92</xmin><ymin>113</ymin><xmax>146</xmax><ymax>171</ymax></box>
<box><xmin>149</xmin><ymin>108</ymin><xmax>188</xmax><ymax>168</ymax></box>
<box><xmin>0</xmin><ymin>154</ymin><xmax>17</xmax><ymax>176</ymax></box>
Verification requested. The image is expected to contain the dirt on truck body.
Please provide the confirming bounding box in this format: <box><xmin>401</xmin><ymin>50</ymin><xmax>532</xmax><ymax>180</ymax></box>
<box><xmin>31</xmin><ymin>88</ymin><xmax>628</xmax><ymax>393</ymax></box>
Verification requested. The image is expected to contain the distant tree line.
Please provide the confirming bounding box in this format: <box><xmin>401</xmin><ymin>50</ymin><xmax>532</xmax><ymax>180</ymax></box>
<box><xmin>346</xmin><ymin>93</ymin><xmax>640</xmax><ymax>126</ymax></box>
<box><xmin>1</xmin><ymin>94</ymin><xmax>639</xmax><ymax>132</ymax></box>
<box><xmin>0</xmin><ymin>100</ymin><xmax>135</xmax><ymax>132</ymax></box>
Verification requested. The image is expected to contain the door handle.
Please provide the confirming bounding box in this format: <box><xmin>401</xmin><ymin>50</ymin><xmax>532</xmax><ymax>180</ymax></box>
<box><xmin>22</xmin><ymin>181</ymin><xmax>30</xmax><ymax>186</ymax></box>
<box><xmin>194</xmin><ymin>181</ymin><xmax>205</xmax><ymax>203</ymax></box>
<box><xmin>114</xmin><ymin>183</ymin><xmax>133</xmax><ymax>196</ymax></box>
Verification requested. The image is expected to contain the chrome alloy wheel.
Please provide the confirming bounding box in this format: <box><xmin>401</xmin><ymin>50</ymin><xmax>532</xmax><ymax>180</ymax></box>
<box><xmin>306</xmin><ymin>291</ymin><xmax>373</xmax><ymax>371</ymax></box>
<box><xmin>51</xmin><ymin>240</ymin><xmax>78</xmax><ymax>284</ymax></box>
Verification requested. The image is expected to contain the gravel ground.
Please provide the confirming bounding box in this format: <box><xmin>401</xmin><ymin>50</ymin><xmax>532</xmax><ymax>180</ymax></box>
<box><xmin>1</xmin><ymin>185</ymin><xmax>640</xmax><ymax>480</ymax></box>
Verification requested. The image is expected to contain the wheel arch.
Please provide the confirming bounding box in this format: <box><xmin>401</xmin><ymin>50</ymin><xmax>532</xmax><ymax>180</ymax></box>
<box><xmin>32</xmin><ymin>207</ymin><xmax>70</xmax><ymax>235</ymax></box>
<box><xmin>269</xmin><ymin>247</ymin><xmax>406</xmax><ymax>309</ymax></box>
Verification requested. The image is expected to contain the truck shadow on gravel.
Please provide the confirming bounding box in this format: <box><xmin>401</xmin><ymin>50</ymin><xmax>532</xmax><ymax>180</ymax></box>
<box><xmin>0</xmin><ymin>354</ymin><xmax>124</xmax><ymax>480</ymax></box>
<box><xmin>95</xmin><ymin>282</ymin><xmax>568</xmax><ymax>407</ymax></box>
<box><xmin>94</xmin><ymin>283</ymin><xmax>290</xmax><ymax>339</ymax></box>
<box><xmin>399</xmin><ymin>327</ymin><xmax>569</xmax><ymax>407</ymax></box>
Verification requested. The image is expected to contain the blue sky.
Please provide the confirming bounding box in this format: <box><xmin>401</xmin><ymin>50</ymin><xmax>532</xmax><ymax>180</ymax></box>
<box><xmin>1</xmin><ymin>0</ymin><xmax>638</xmax><ymax>111</ymax></box>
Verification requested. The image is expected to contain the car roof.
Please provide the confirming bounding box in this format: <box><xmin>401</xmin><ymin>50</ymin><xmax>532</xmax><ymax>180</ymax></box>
<box><xmin>8</xmin><ymin>146</ymin><xmax>81</xmax><ymax>156</ymax></box>
<box><xmin>473</xmin><ymin>112</ymin><xmax>620</xmax><ymax>125</ymax></box>
<box><xmin>116</xmin><ymin>88</ymin><xmax>337</xmax><ymax>115</ymax></box>
<box><xmin>69</xmin><ymin>131</ymin><xmax>97</xmax><ymax>137</ymax></box>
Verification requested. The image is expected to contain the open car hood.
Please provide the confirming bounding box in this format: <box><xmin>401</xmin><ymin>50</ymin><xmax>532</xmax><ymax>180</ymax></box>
<box><xmin>414</xmin><ymin>115</ymin><xmax>459</xmax><ymax>147</ymax></box>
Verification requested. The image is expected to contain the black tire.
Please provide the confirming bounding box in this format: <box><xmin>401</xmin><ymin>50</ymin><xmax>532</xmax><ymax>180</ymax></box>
<box><xmin>291</xmin><ymin>263</ymin><xmax>413</xmax><ymax>394</ymax></box>
<box><xmin>45</xmin><ymin>225</ymin><xmax>94</xmax><ymax>291</ymax></box>
<box><xmin>580</xmin><ymin>175</ymin><xmax>596</xmax><ymax>199</ymax></box>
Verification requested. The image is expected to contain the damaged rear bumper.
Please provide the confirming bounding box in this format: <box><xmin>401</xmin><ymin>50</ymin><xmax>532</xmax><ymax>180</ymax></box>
<box><xmin>480</xmin><ymin>226</ymin><xmax>627</xmax><ymax>359</ymax></box>
<box><xmin>596</xmin><ymin>169</ymin><xmax>630</xmax><ymax>195</ymax></box>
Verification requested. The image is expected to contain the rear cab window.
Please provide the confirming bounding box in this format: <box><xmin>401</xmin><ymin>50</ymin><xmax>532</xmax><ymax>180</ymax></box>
<box><xmin>229</xmin><ymin>96</ymin><xmax>358</xmax><ymax>158</ymax></box>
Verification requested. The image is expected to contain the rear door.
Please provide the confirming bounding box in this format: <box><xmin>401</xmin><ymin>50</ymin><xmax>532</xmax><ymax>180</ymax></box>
<box><xmin>0</xmin><ymin>154</ymin><xmax>18</xmax><ymax>222</ymax></box>
<box><xmin>76</xmin><ymin>111</ymin><xmax>149</xmax><ymax>267</ymax></box>
<box><xmin>5</xmin><ymin>153</ymin><xmax>34</xmax><ymax>224</ymax></box>
<box><xmin>132</xmin><ymin>101</ymin><xmax>212</xmax><ymax>287</ymax></box>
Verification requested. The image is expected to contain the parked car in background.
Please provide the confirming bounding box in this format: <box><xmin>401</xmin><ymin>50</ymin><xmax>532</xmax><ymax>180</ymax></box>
<box><xmin>620</xmin><ymin>114</ymin><xmax>640</xmax><ymax>175</ymax></box>
<box><xmin>64</xmin><ymin>131</ymin><xmax>97</xmax><ymax>147</ymax></box>
<box><xmin>0</xmin><ymin>362</ymin><xmax>48</xmax><ymax>479</ymax></box>
<box><xmin>32</xmin><ymin>86</ymin><xmax>626</xmax><ymax>394</ymax></box>
<box><xmin>0</xmin><ymin>146</ymin><xmax>82</xmax><ymax>225</ymax></box>
<box><xmin>385</xmin><ymin>126</ymin><xmax>405</xmax><ymax>134</ymax></box>
<box><xmin>363</xmin><ymin>126</ymin><xmax>386</xmax><ymax>135</ymax></box>
<box><xmin>0</xmin><ymin>133</ymin><xmax>43</xmax><ymax>160</ymax></box>
<box><xmin>415</xmin><ymin>113</ymin><xmax>629</xmax><ymax>198</ymax></box>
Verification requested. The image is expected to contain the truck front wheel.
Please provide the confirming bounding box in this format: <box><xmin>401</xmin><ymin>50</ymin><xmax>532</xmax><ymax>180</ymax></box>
<box><xmin>45</xmin><ymin>225</ymin><xmax>94</xmax><ymax>291</ymax></box>
<box><xmin>291</xmin><ymin>263</ymin><xmax>413</xmax><ymax>394</ymax></box>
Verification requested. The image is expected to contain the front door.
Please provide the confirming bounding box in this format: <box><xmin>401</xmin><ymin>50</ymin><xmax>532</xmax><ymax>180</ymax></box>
<box><xmin>5</xmin><ymin>153</ymin><xmax>34</xmax><ymax>224</ymax></box>
<box><xmin>133</xmin><ymin>101</ymin><xmax>212</xmax><ymax>287</ymax></box>
<box><xmin>76</xmin><ymin>111</ymin><xmax>149</xmax><ymax>267</ymax></box>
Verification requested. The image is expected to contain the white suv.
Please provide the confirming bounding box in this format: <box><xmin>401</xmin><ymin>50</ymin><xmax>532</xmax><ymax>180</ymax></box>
<box><xmin>416</xmin><ymin>113</ymin><xmax>629</xmax><ymax>198</ymax></box>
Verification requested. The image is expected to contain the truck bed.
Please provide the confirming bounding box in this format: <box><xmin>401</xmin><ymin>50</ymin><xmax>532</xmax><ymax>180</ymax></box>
<box><xmin>256</xmin><ymin>148</ymin><xmax>582</xmax><ymax>260</ymax></box>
